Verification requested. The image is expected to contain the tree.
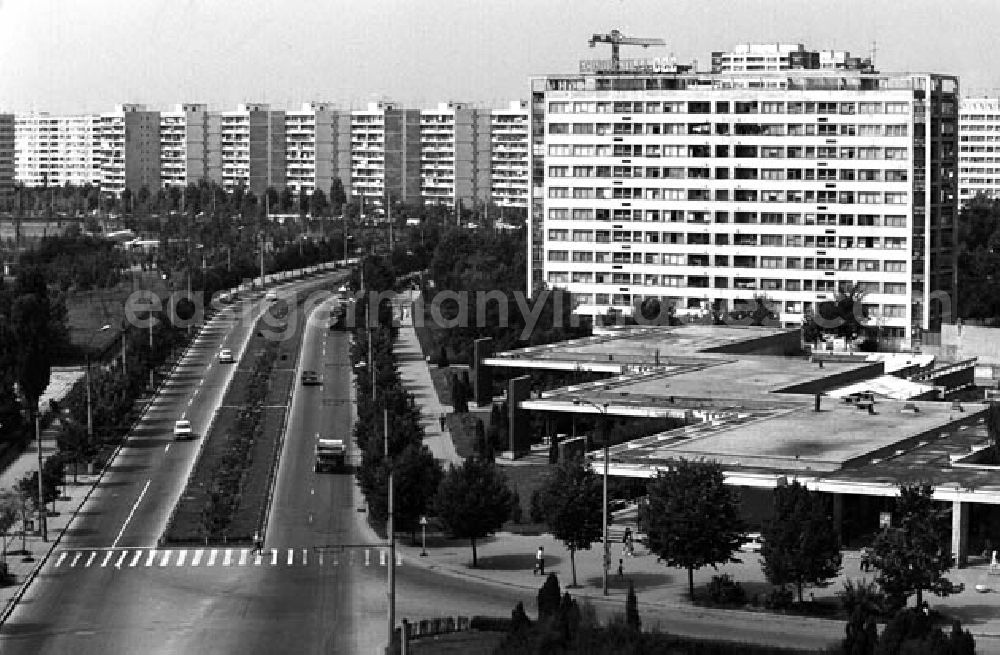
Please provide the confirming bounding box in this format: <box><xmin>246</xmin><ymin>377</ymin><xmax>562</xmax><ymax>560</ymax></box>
<box><xmin>640</xmin><ymin>459</ymin><xmax>746</xmax><ymax>600</ymax></box>
<box><xmin>802</xmin><ymin>284</ymin><xmax>870</xmax><ymax>343</ymax></box>
<box><xmin>0</xmin><ymin>489</ymin><xmax>19</xmax><ymax>564</ymax></box>
<box><xmin>761</xmin><ymin>480</ymin><xmax>842</xmax><ymax>602</ymax></box>
<box><xmin>537</xmin><ymin>573</ymin><xmax>561</xmax><ymax>620</ymax></box>
<box><xmin>390</xmin><ymin>443</ymin><xmax>443</xmax><ymax>542</ymax></box>
<box><xmin>625</xmin><ymin>580</ymin><xmax>641</xmax><ymax>632</ymax></box>
<box><xmin>863</xmin><ymin>484</ymin><xmax>955</xmax><ymax>610</ymax></box>
<box><xmin>843</xmin><ymin>606</ymin><xmax>878</xmax><ymax>655</ymax></box>
<box><xmin>433</xmin><ymin>457</ymin><xmax>515</xmax><ymax>566</ymax></box>
<box><xmin>329</xmin><ymin>179</ymin><xmax>347</xmax><ymax>215</ymax></box>
<box><xmin>537</xmin><ymin>456</ymin><xmax>603</xmax><ymax>587</ymax></box>
<box><xmin>17</xmin><ymin>468</ymin><xmax>58</xmax><ymax>511</ymax></box>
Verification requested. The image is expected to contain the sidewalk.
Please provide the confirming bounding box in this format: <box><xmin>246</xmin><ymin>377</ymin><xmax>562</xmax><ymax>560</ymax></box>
<box><xmin>395</xmin><ymin>528</ymin><xmax>1000</xmax><ymax>649</ymax></box>
<box><xmin>394</xmin><ymin>298</ymin><xmax>462</xmax><ymax>467</ymax></box>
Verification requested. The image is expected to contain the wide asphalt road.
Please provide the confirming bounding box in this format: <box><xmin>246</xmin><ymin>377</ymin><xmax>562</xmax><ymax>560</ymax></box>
<box><xmin>0</xmin><ymin>271</ymin><xmax>348</xmax><ymax>654</ymax></box>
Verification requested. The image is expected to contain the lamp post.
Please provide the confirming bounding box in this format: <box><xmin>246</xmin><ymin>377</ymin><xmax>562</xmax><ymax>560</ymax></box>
<box><xmin>85</xmin><ymin>324</ymin><xmax>112</xmax><ymax>481</ymax></box>
<box><xmin>420</xmin><ymin>516</ymin><xmax>428</xmax><ymax>557</ymax></box>
<box><xmin>572</xmin><ymin>396</ymin><xmax>611</xmax><ymax>596</ymax></box>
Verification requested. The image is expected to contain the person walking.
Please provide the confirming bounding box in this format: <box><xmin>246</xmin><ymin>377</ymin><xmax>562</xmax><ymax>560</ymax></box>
<box><xmin>618</xmin><ymin>558</ymin><xmax>624</xmax><ymax>577</ymax></box>
<box><xmin>534</xmin><ymin>546</ymin><xmax>545</xmax><ymax>576</ymax></box>
<box><xmin>253</xmin><ymin>530</ymin><xmax>263</xmax><ymax>554</ymax></box>
<box><xmin>438</xmin><ymin>414</ymin><xmax>446</xmax><ymax>431</ymax></box>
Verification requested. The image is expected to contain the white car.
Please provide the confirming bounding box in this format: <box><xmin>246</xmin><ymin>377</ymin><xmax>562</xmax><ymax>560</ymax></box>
<box><xmin>173</xmin><ymin>420</ymin><xmax>193</xmax><ymax>440</ymax></box>
<box><xmin>740</xmin><ymin>532</ymin><xmax>764</xmax><ymax>552</ymax></box>
<box><xmin>265</xmin><ymin>291</ymin><xmax>278</xmax><ymax>301</ymax></box>
<box><xmin>219</xmin><ymin>348</ymin><xmax>234</xmax><ymax>363</ymax></box>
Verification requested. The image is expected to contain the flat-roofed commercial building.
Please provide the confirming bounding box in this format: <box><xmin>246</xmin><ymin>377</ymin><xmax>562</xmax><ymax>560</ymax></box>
<box><xmin>530</xmin><ymin>51</ymin><xmax>958</xmax><ymax>348</ymax></box>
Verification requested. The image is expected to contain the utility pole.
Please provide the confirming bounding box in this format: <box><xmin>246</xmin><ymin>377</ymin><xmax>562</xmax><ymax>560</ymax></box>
<box><xmin>385</xmin><ymin>407</ymin><xmax>395</xmax><ymax>650</ymax></box>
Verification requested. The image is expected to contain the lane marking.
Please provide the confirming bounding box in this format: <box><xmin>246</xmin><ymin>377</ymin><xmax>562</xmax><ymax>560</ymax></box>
<box><xmin>164</xmin><ymin>444</ymin><xmax>171</xmax><ymax>453</ymax></box>
<box><xmin>397</xmin><ymin>551</ymin><xmax>402</xmax><ymax>566</ymax></box>
<box><xmin>334</xmin><ymin>551</ymin><xmax>340</xmax><ymax>566</ymax></box>
<box><xmin>130</xmin><ymin>550</ymin><xmax>142</xmax><ymax>567</ymax></box>
<box><xmin>187</xmin><ymin>399</ymin><xmax>194</xmax><ymax>406</ymax></box>
<box><xmin>192</xmin><ymin>549</ymin><xmax>203</xmax><ymax>567</ymax></box>
<box><xmin>318</xmin><ymin>551</ymin><xmax>323</xmax><ymax>566</ymax></box>
<box><xmin>145</xmin><ymin>550</ymin><xmax>157</xmax><ymax>567</ymax></box>
<box><xmin>271</xmin><ymin>548</ymin><xmax>277</xmax><ymax>566</ymax></box>
<box><xmin>114</xmin><ymin>551</ymin><xmax>127</xmax><ymax>569</ymax></box>
<box><xmin>308</xmin><ymin>513</ymin><xmax>313</xmax><ymax>524</ymax></box>
<box><xmin>84</xmin><ymin>552</ymin><xmax>96</xmax><ymax>568</ymax></box>
<box><xmin>379</xmin><ymin>549</ymin><xmax>386</xmax><ymax>566</ymax></box>
<box><xmin>111</xmin><ymin>479</ymin><xmax>152</xmax><ymax>549</ymax></box>
<box><xmin>287</xmin><ymin>549</ymin><xmax>293</xmax><ymax>566</ymax></box>
<box><xmin>54</xmin><ymin>552</ymin><xmax>67</xmax><ymax>567</ymax></box>
<box><xmin>310</xmin><ymin>489</ymin><xmax>315</xmax><ymax>496</ymax></box>
<box><xmin>238</xmin><ymin>549</ymin><xmax>247</xmax><ymax>566</ymax></box>
<box><xmin>223</xmin><ymin>549</ymin><xmax>232</xmax><ymax>566</ymax></box>
<box><xmin>159</xmin><ymin>551</ymin><xmax>170</xmax><ymax>566</ymax></box>
<box><xmin>254</xmin><ymin>552</ymin><xmax>263</xmax><ymax>566</ymax></box>
<box><xmin>70</xmin><ymin>553</ymin><xmax>81</xmax><ymax>568</ymax></box>
<box><xmin>176</xmin><ymin>550</ymin><xmax>187</xmax><ymax>566</ymax></box>
<box><xmin>208</xmin><ymin>550</ymin><xmax>218</xmax><ymax>567</ymax></box>
<box><xmin>302</xmin><ymin>549</ymin><xmax>307</xmax><ymax>566</ymax></box>
<box><xmin>98</xmin><ymin>550</ymin><xmax>111</xmax><ymax>567</ymax></box>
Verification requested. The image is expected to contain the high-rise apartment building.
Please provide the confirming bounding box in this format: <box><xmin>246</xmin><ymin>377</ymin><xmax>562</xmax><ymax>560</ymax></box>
<box><xmin>419</xmin><ymin>102</ymin><xmax>492</xmax><ymax>208</ymax></box>
<box><xmin>958</xmin><ymin>97</ymin><xmax>1000</xmax><ymax>203</ymax></box>
<box><xmin>350</xmin><ymin>101</ymin><xmax>421</xmax><ymax>212</ymax></box>
<box><xmin>490</xmin><ymin>101</ymin><xmax>530</xmax><ymax>209</ymax></box>
<box><xmin>284</xmin><ymin>102</ymin><xmax>351</xmax><ymax>198</ymax></box>
<box><xmin>14</xmin><ymin>113</ymin><xmax>101</xmax><ymax>188</ymax></box>
<box><xmin>160</xmin><ymin>103</ymin><xmax>214</xmax><ymax>188</ymax></box>
<box><xmin>530</xmin><ymin>53</ymin><xmax>958</xmax><ymax>348</ymax></box>
<box><xmin>219</xmin><ymin>103</ymin><xmax>285</xmax><ymax>196</ymax></box>
<box><xmin>711</xmin><ymin>43</ymin><xmax>875</xmax><ymax>74</ymax></box>
<box><xmin>98</xmin><ymin>104</ymin><xmax>161</xmax><ymax>197</ymax></box>
<box><xmin>11</xmin><ymin>100</ymin><xmax>531</xmax><ymax>210</ymax></box>
<box><xmin>0</xmin><ymin>114</ymin><xmax>14</xmax><ymax>207</ymax></box>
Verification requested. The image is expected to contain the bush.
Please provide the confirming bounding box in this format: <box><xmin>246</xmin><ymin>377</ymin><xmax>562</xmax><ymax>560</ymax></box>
<box><xmin>763</xmin><ymin>586</ymin><xmax>794</xmax><ymax>610</ymax></box>
<box><xmin>537</xmin><ymin>573</ymin><xmax>561</xmax><ymax>620</ymax></box>
<box><xmin>707</xmin><ymin>574</ymin><xmax>747</xmax><ymax>606</ymax></box>
<box><xmin>859</xmin><ymin>338</ymin><xmax>879</xmax><ymax>352</ymax></box>
<box><xmin>470</xmin><ymin>615</ymin><xmax>512</xmax><ymax>632</ymax></box>
<box><xmin>838</xmin><ymin>578</ymin><xmax>885</xmax><ymax>619</ymax></box>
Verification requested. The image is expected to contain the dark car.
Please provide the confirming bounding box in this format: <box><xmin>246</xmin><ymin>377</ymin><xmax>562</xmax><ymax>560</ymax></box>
<box><xmin>301</xmin><ymin>370</ymin><xmax>321</xmax><ymax>386</ymax></box>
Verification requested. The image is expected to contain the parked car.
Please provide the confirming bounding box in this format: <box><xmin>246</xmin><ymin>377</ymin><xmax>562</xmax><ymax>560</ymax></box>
<box><xmin>218</xmin><ymin>348</ymin><xmax>234</xmax><ymax>363</ymax></box>
<box><xmin>740</xmin><ymin>532</ymin><xmax>764</xmax><ymax>552</ymax></box>
<box><xmin>173</xmin><ymin>419</ymin><xmax>193</xmax><ymax>440</ymax></box>
<box><xmin>265</xmin><ymin>290</ymin><xmax>278</xmax><ymax>302</ymax></box>
<box><xmin>301</xmin><ymin>370</ymin><xmax>321</xmax><ymax>386</ymax></box>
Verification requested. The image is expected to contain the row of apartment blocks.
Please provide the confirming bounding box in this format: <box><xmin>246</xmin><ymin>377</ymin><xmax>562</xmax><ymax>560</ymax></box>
<box><xmin>530</xmin><ymin>43</ymin><xmax>963</xmax><ymax>349</ymax></box>
<box><xmin>6</xmin><ymin>100</ymin><xmax>530</xmax><ymax>209</ymax></box>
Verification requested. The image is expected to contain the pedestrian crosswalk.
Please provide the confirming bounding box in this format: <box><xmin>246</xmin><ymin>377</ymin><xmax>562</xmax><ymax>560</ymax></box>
<box><xmin>51</xmin><ymin>547</ymin><xmax>403</xmax><ymax>571</ymax></box>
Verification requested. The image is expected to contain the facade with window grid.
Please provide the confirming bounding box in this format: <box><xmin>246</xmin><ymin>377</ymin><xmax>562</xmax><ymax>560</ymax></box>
<box><xmin>958</xmin><ymin>97</ymin><xmax>1000</xmax><ymax>203</ymax></box>
<box><xmin>529</xmin><ymin>65</ymin><xmax>958</xmax><ymax>347</ymax></box>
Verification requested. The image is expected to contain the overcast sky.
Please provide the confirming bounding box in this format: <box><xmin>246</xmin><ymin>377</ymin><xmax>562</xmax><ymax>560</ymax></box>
<box><xmin>1</xmin><ymin>0</ymin><xmax>998</xmax><ymax>113</ymax></box>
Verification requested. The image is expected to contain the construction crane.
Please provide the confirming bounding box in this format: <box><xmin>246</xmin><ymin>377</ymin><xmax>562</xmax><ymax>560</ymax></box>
<box><xmin>589</xmin><ymin>30</ymin><xmax>666</xmax><ymax>72</ymax></box>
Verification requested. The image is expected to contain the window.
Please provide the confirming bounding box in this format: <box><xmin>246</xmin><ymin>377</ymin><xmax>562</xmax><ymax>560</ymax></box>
<box><xmin>885</xmin><ymin>124</ymin><xmax>908</xmax><ymax>137</ymax></box>
<box><xmin>571</xmin><ymin>230</ymin><xmax>593</xmax><ymax>242</ymax></box>
<box><xmin>547</xmin><ymin>250</ymin><xmax>568</xmax><ymax>262</ymax></box>
<box><xmin>885</xmin><ymin>147</ymin><xmax>908</xmax><ymax>160</ymax></box>
<box><xmin>572</xmin><ymin>123</ymin><xmax>595</xmax><ymax>135</ymax></box>
<box><xmin>761</xmin><ymin>235</ymin><xmax>783</xmax><ymax>247</ymax></box>
<box><xmin>548</xmin><ymin>123</ymin><xmax>569</xmax><ymax>134</ymax></box>
<box><xmin>884</xmin><ymin>283</ymin><xmax>906</xmax><ymax>294</ymax></box>
<box><xmin>883</xmin><ymin>304</ymin><xmax>907</xmax><ymax>317</ymax></box>
<box><xmin>547</xmin><ymin>272</ymin><xmax>568</xmax><ymax>284</ymax></box>
<box><xmin>547</xmin><ymin>229</ymin><xmax>569</xmax><ymax>241</ymax></box>
<box><xmin>548</xmin><ymin>144</ymin><xmax>570</xmax><ymax>156</ymax></box>
<box><xmin>858</xmin><ymin>259</ymin><xmax>880</xmax><ymax>272</ymax></box>
<box><xmin>549</xmin><ymin>102</ymin><xmax>569</xmax><ymax>113</ymax></box>
<box><xmin>885</xmin><ymin>102</ymin><xmax>909</xmax><ymax>114</ymax></box>
<box><xmin>884</xmin><ymin>260</ymin><xmax>906</xmax><ymax>272</ymax></box>
<box><xmin>572</xmin><ymin>209</ymin><xmax>594</xmax><ymax>220</ymax></box>
<box><xmin>548</xmin><ymin>187</ymin><xmax>569</xmax><ymax>198</ymax></box>
<box><xmin>573</xmin><ymin>187</ymin><xmax>595</xmax><ymax>199</ymax></box>
<box><xmin>761</xmin><ymin>256</ymin><xmax>782</xmax><ymax>268</ymax></box>
<box><xmin>857</xmin><ymin>192</ymin><xmax>881</xmax><ymax>204</ymax></box>
<box><xmin>858</xmin><ymin>102</ymin><xmax>882</xmax><ymax>114</ymax></box>
<box><xmin>885</xmin><ymin>170</ymin><xmax>908</xmax><ymax>182</ymax></box>
<box><xmin>884</xmin><ymin>192</ymin><xmax>907</xmax><ymax>204</ymax></box>
<box><xmin>884</xmin><ymin>237</ymin><xmax>906</xmax><ymax>249</ymax></box>
<box><xmin>548</xmin><ymin>208</ymin><xmax>568</xmax><ymax>220</ymax></box>
<box><xmin>548</xmin><ymin>166</ymin><xmax>568</xmax><ymax>177</ymax></box>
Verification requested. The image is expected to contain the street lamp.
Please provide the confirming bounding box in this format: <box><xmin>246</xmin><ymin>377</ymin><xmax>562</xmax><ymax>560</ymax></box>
<box><xmin>572</xmin><ymin>396</ymin><xmax>611</xmax><ymax>596</ymax></box>
<box><xmin>83</xmin><ymin>324</ymin><xmax>112</xmax><ymax>483</ymax></box>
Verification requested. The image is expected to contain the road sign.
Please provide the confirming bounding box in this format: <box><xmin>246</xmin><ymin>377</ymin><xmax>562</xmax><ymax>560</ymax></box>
<box><xmin>419</xmin><ymin>516</ymin><xmax>427</xmax><ymax>525</ymax></box>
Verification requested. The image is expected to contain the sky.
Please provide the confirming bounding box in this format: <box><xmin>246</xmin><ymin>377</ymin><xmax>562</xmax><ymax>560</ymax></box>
<box><xmin>1</xmin><ymin>0</ymin><xmax>999</xmax><ymax>113</ymax></box>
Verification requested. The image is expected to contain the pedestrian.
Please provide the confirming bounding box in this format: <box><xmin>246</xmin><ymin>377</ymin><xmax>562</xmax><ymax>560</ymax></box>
<box><xmin>253</xmin><ymin>531</ymin><xmax>263</xmax><ymax>554</ymax></box>
<box><xmin>626</xmin><ymin>533</ymin><xmax>635</xmax><ymax>558</ymax></box>
<box><xmin>534</xmin><ymin>546</ymin><xmax>545</xmax><ymax>576</ymax></box>
<box><xmin>439</xmin><ymin>414</ymin><xmax>446</xmax><ymax>431</ymax></box>
<box><xmin>618</xmin><ymin>558</ymin><xmax>624</xmax><ymax>577</ymax></box>
<box><xmin>623</xmin><ymin>526</ymin><xmax>632</xmax><ymax>547</ymax></box>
